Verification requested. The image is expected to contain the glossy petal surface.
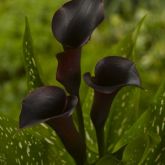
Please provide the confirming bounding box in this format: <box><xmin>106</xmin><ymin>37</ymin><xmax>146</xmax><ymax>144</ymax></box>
<box><xmin>19</xmin><ymin>86</ymin><xmax>67</xmax><ymax>128</ymax></box>
<box><xmin>94</xmin><ymin>56</ymin><xmax>140</xmax><ymax>87</ymax></box>
<box><xmin>52</xmin><ymin>0</ymin><xmax>104</xmax><ymax>48</ymax></box>
<box><xmin>84</xmin><ymin>56</ymin><xmax>141</xmax><ymax>94</ymax></box>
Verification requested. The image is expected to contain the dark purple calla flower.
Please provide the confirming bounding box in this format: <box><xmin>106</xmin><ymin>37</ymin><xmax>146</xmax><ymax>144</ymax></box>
<box><xmin>56</xmin><ymin>49</ymin><xmax>81</xmax><ymax>95</ymax></box>
<box><xmin>52</xmin><ymin>0</ymin><xmax>104</xmax><ymax>48</ymax></box>
<box><xmin>84</xmin><ymin>56</ymin><xmax>141</xmax><ymax>156</ymax></box>
<box><xmin>19</xmin><ymin>86</ymin><xmax>86</xmax><ymax>164</ymax></box>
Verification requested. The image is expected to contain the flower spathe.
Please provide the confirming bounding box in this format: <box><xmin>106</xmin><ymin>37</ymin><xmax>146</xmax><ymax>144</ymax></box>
<box><xmin>84</xmin><ymin>56</ymin><xmax>141</xmax><ymax>127</ymax></box>
<box><xmin>84</xmin><ymin>56</ymin><xmax>141</xmax><ymax>94</ymax></box>
<box><xmin>84</xmin><ymin>56</ymin><xmax>141</xmax><ymax>156</ymax></box>
<box><xmin>52</xmin><ymin>0</ymin><xmax>104</xmax><ymax>48</ymax></box>
<box><xmin>19</xmin><ymin>86</ymin><xmax>86</xmax><ymax>165</ymax></box>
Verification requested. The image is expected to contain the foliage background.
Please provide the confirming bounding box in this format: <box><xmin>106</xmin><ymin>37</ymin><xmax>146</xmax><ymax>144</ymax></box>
<box><xmin>0</xmin><ymin>0</ymin><xmax>165</xmax><ymax>164</ymax></box>
<box><xmin>1</xmin><ymin>0</ymin><xmax>165</xmax><ymax>119</ymax></box>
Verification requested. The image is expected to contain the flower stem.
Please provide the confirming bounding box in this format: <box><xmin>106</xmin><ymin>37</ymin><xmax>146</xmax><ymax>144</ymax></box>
<box><xmin>96</xmin><ymin>127</ymin><xmax>105</xmax><ymax>158</ymax></box>
<box><xmin>76</xmin><ymin>95</ymin><xmax>86</xmax><ymax>143</ymax></box>
<box><xmin>76</xmin><ymin>95</ymin><xmax>87</xmax><ymax>164</ymax></box>
<box><xmin>90</xmin><ymin>91</ymin><xmax>116</xmax><ymax>158</ymax></box>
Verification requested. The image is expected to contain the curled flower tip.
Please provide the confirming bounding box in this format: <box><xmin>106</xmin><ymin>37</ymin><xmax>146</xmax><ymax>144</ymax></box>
<box><xmin>19</xmin><ymin>86</ymin><xmax>86</xmax><ymax>164</ymax></box>
<box><xmin>84</xmin><ymin>56</ymin><xmax>141</xmax><ymax>95</ymax></box>
<box><xmin>56</xmin><ymin>49</ymin><xmax>81</xmax><ymax>95</ymax></box>
<box><xmin>19</xmin><ymin>86</ymin><xmax>67</xmax><ymax>128</ymax></box>
<box><xmin>83</xmin><ymin>56</ymin><xmax>141</xmax><ymax>157</ymax></box>
<box><xmin>52</xmin><ymin>0</ymin><xmax>104</xmax><ymax>48</ymax></box>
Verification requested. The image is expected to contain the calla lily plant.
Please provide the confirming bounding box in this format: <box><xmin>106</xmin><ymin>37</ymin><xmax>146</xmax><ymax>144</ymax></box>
<box><xmin>19</xmin><ymin>0</ymin><xmax>141</xmax><ymax>164</ymax></box>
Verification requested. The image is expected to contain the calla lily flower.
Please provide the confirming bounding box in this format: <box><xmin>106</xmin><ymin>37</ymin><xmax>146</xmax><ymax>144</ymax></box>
<box><xmin>84</xmin><ymin>56</ymin><xmax>141</xmax><ymax>156</ymax></box>
<box><xmin>52</xmin><ymin>0</ymin><xmax>104</xmax><ymax>48</ymax></box>
<box><xmin>19</xmin><ymin>86</ymin><xmax>86</xmax><ymax>165</ymax></box>
<box><xmin>56</xmin><ymin>49</ymin><xmax>81</xmax><ymax>95</ymax></box>
<box><xmin>52</xmin><ymin>0</ymin><xmax>104</xmax><ymax>141</ymax></box>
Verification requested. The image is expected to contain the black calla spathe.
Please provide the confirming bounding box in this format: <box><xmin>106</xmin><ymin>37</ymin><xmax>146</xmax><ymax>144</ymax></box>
<box><xmin>20</xmin><ymin>86</ymin><xmax>67</xmax><ymax>128</ymax></box>
<box><xmin>52</xmin><ymin>0</ymin><xmax>104</xmax><ymax>48</ymax></box>
<box><xmin>84</xmin><ymin>56</ymin><xmax>141</xmax><ymax>156</ymax></box>
<box><xmin>84</xmin><ymin>56</ymin><xmax>141</xmax><ymax>95</ymax></box>
<box><xmin>19</xmin><ymin>86</ymin><xmax>86</xmax><ymax>165</ymax></box>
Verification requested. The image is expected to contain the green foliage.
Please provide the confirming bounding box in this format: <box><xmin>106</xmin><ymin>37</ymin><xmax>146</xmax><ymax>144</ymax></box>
<box><xmin>105</xmin><ymin>87</ymin><xmax>141</xmax><ymax>151</ymax></box>
<box><xmin>1</xmin><ymin>0</ymin><xmax>165</xmax><ymax>164</ymax></box>
<box><xmin>122</xmin><ymin>134</ymin><xmax>160</xmax><ymax>165</ymax></box>
<box><xmin>83</xmin><ymin>89</ymin><xmax>97</xmax><ymax>163</ymax></box>
<box><xmin>0</xmin><ymin>112</ymin><xmax>74</xmax><ymax>165</ymax></box>
<box><xmin>23</xmin><ymin>17</ymin><xmax>43</xmax><ymax>91</ymax></box>
<box><xmin>108</xmin><ymin>15</ymin><xmax>146</xmax><ymax>60</ymax></box>
<box><xmin>96</xmin><ymin>155</ymin><xmax>122</xmax><ymax>165</ymax></box>
<box><xmin>0</xmin><ymin>113</ymin><xmax>47</xmax><ymax>164</ymax></box>
<box><xmin>112</xmin><ymin>78</ymin><xmax>165</xmax><ymax>164</ymax></box>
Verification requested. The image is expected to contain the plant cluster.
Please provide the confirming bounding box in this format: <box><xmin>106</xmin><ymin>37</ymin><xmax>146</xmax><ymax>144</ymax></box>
<box><xmin>19</xmin><ymin>0</ymin><xmax>142</xmax><ymax>164</ymax></box>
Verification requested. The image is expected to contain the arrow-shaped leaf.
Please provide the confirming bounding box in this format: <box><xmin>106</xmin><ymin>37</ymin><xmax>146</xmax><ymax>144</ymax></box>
<box><xmin>23</xmin><ymin>17</ymin><xmax>43</xmax><ymax>91</ymax></box>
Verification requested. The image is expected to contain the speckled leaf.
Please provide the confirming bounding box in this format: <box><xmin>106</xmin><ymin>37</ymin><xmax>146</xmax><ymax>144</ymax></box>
<box><xmin>113</xmin><ymin>79</ymin><xmax>165</xmax><ymax>164</ymax></box>
<box><xmin>142</xmin><ymin>80</ymin><xmax>165</xmax><ymax>165</ymax></box>
<box><xmin>23</xmin><ymin>17</ymin><xmax>43</xmax><ymax>91</ymax></box>
<box><xmin>122</xmin><ymin>134</ymin><xmax>160</xmax><ymax>165</ymax></box>
<box><xmin>0</xmin><ymin>113</ymin><xmax>74</xmax><ymax>165</ymax></box>
<box><xmin>109</xmin><ymin>16</ymin><xmax>146</xmax><ymax>59</ymax></box>
<box><xmin>122</xmin><ymin>136</ymin><xmax>147</xmax><ymax>165</ymax></box>
<box><xmin>0</xmin><ymin>113</ymin><xmax>47</xmax><ymax>164</ymax></box>
<box><xmin>105</xmin><ymin>87</ymin><xmax>141</xmax><ymax>151</ymax></box>
<box><xmin>96</xmin><ymin>155</ymin><xmax>123</xmax><ymax>165</ymax></box>
<box><xmin>112</xmin><ymin>109</ymin><xmax>153</xmax><ymax>152</ymax></box>
<box><xmin>82</xmin><ymin>88</ymin><xmax>98</xmax><ymax>164</ymax></box>
<box><xmin>33</xmin><ymin>124</ymin><xmax>75</xmax><ymax>165</ymax></box>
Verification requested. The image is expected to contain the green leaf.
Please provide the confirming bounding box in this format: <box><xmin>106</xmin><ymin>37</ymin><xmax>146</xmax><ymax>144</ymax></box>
<box><xmin>138</xmin><ymin>132</ymin><xmax>161</xmax><ymax>165</ymax></box>
<box><xmin>113</xmin><ymin>79</ymin><xmax>165</xmax><ymax>164</ymax></box>
<box><xmin>82</xmin><ymin>88</ymin><xmax>98</xmax><ymax>163</ymax></box>
<box><xmin>141</xmin><ymin>80</ymin><xmax>165</xmax><ymax>164</ymax></box>
<box><xmin>0</xmin><ymin>113</ymin><xmax>74</xmax><ymax>165</ymax></box>
<box><xmin>105</xmin><ymin>87</ymin><xmax>141</xmax><ymax>151</ymax></box>
<box><xmin>0</xmin><ymin>113</ymin><xmax>47</xmax><ymax>164</ymax></box>
<box><xmin>122</xmin><ymin>134</ymin><xmax>160</xmax><ymax>165</ymax></box>
<box><xmin>96</xmin><ymin>155</ymin><xmax>123</xmax><ymax>165</ymax></box>
<box><xmin>23</xmin><ymin>17</ymin><xmax>43</xmax><ymax>91</ymax></box>
<box><xmin>33</xmin><ymin>124</ymin><xmax>75</xmax><ymax>165</ymax></box>
<box><xmin>108</xmin><ymin>15</ymin><xmax>146</xmax><ymax>59</ymax></box>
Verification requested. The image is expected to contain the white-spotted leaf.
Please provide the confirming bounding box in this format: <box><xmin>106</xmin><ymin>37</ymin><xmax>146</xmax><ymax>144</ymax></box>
<box><xmin>105</xmin><ymin>87</ymin><xmax>141</xmax><ymax>151</ymax></box>
<box><xmin>113</xmin><ymin>79</ymin><xmax>165</xmax><ymax>164</ymax></box>
<box><xmin>0</xmin><ymin>113</ymin><xmax>74</xmax><ymax>165</ymax></box>
<box><xmin>23</xmin><ymin>17</ymin><xmax>43</xmax><ymax>91</ymax></box>
<box><xmin>122</xmin><ymin>133</ymin><xmax>160</xmax><ymax>165</ymax></box>
<box><xmin>82</xmin><ymin>88</ymin><xmax>98</xmax><ymax>163</ymax></box>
